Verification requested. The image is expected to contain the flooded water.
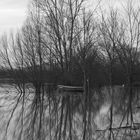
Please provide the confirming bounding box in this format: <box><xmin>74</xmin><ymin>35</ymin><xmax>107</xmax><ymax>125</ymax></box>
<box><xmin>0</xmin><ymin>84</ymin><xmax>140</xmax><ymax>140</ymax></box>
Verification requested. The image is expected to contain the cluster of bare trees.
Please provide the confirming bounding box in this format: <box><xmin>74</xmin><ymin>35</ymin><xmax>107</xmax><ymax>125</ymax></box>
<box><xmin>0</xmin><ymin>0</ymin><xmax>140</xmax><ymax>140</ymax></box>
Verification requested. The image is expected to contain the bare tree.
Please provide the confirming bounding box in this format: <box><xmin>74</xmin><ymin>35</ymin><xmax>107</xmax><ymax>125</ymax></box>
<box><xmin>38</xmin><ymin>1</ymin><xmax>88</xmax><ymax>140</ymax></box>
<box><xmin>98</xmin><ymin>9</ymin><xmax>120</xmax><ymax>140</ymax></box>
<box><xmin>98</xmin><ymin>2</ymin><xmax>140</xmax><ymax>139</ymax></box>
<box><xmin>73</xmin><ymin>9</ymin><xmax>99</xmax><ymax>140</ymax></box>
<box><xmin>115</xmin><ymin>2</ymin><xmax>140</xmax><ymax>135</ymax></box>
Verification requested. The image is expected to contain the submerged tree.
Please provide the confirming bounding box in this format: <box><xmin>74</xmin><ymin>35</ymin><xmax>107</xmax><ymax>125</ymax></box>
<box><xmin>116</xmin><ymin>1</ymin><xmax>140</xmax><ymax>129</ymax></box>
<box><xmin>98</xmin><ymin>9</ymin><xmax>119</xmax><ymax>140</ymax></box>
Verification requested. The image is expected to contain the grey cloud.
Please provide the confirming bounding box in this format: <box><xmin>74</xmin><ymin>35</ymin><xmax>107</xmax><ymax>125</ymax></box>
<box><xmin>0</xmin><ymin>0</ymin><xmax>30</xmax><ymax>9</ymax></box>
<box><xmin>0</xmin><ymin>0</ymin><xmax>29</xmax><ymax>34</ymax></box>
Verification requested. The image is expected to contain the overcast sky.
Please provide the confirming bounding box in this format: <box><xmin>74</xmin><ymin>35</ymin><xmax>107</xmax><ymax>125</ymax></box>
<box><xmin>0</xmin><ymin>0</ymin><xmax>30</xmax><ymax>34</ymax></box>
<box><xmin>0</xmin><ymin>0</ymin><xmax>139</xmax><ymax>35</ymax></box>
